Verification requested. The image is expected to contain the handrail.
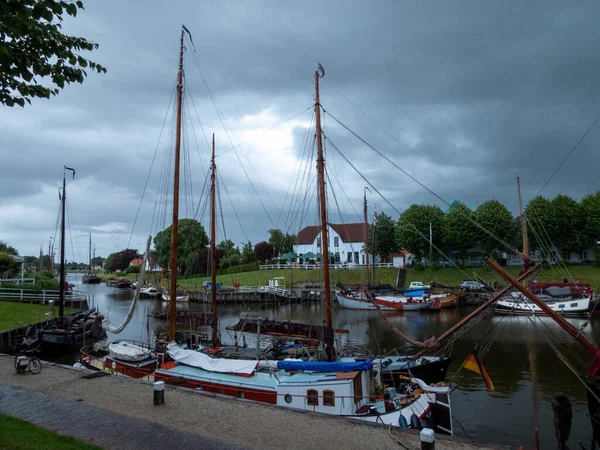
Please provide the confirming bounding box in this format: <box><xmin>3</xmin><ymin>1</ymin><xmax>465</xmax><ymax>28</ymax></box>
<box><xmin>259</xmin><ymin>263</ymin><xmax>394</xmax><ymax>270</ymax></box>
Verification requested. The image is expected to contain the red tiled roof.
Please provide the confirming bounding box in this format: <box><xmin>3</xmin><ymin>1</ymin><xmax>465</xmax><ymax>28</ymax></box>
<box><xmin>130</xmin><ymin>258</ymin><xmax>143</xmax><ymax>267</ymax></box>
<box><xmin>294</xmin><ymin>223</ymin><xmax>367</xmax><ymax>245</ymax></box>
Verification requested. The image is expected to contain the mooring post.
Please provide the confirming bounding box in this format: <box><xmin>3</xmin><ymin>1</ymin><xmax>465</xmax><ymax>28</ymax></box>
<box><xmin>153</xmin><ymin>381</ymin><xmax>165</xmax><ymax>405</ymax></box>
<box><xmin>420</xmin><ymin>428</ymin><xmax>435</xmax><ymax>450</ymax></box>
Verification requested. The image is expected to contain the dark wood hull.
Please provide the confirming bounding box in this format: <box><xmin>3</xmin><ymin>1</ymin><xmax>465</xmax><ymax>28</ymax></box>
<box><xmin>382</xmin><ymin>356</ymin><xmax>454</xmax><ymax>386</ymax></box>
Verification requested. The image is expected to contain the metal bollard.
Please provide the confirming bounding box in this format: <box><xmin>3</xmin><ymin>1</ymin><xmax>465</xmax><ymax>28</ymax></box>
<box><xmin>153</xmin><ymin>381</ymin><xmax>165</xmax><ymax>406</ymax></box>
<box><xmin>420</xmin><ymin>428</ymin><xmax>435</xmax><ymax>450</ymax></box>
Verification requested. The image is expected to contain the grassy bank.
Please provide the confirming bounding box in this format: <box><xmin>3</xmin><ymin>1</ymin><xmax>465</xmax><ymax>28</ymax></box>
<box><xmin>0</xmin><ymin>414</ymin><xmax>100</xmax><ymax>450</ymax></box>
<box><xmin>0</xmin><ymin>302</ymin><xmax>78</xmax><ymax>332</ymax></box>
<box><xmin>175</xmin><ymin>265</ymin><xmax>600</xmax><ymax>291</ymax></box>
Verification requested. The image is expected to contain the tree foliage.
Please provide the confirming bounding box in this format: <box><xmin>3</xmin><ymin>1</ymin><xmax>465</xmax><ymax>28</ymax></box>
<box><xmin>0</xmin><ymin>241</ymin><xmax>18</xmax><ymax>256</ymax></box>
<box><xmin>581</xmin><ymin>191</ymin><xmax>600</xmax><ymax>247</ymax></box>
<box><xmin>395</xmin><ymin>205</ymin><xmax>445</xmax><ymax>263</ymax></box>
<box><xmin>549</xmin><ymin>195</ymin><xmax>587</xmax><ymax>257</ymax></box>
<box><xmin>474</xmin><ymin>200</ymin><xmax>513</xmax><ymax>256</ymax></box>
<box><xmin>253</xmin><ymin>241</ymin><xmax>274</xmax><ymax>262</ymax></box>
<box><xmin>108</xmin><ymin>249</ymin><xmax>139</xmax><ymax>272</ymax></box>
<box><xmin>103</xmin><ymin>253</ymin><xmax>114</xmax><ymax>272</ymax></box>
<box><xmin>153</xmin><ymin>218</ymin><xmax>208</xmax><ymax>275</ymax></box>
<box><xmin>217</xmin><ymin>239</ymin><xmax>241</xmax><ymax>268</ymax></box>
<box><xmin>369</xmin><ymin>212</ymin><xmax>396</xmax><ymax>258</ymax></box>
<box><xmin>91</xmin><ymin>256</ymin><xmax>104</xmax><ymax>268</ymax></box>
<box><xmin>0</xmin><ymin>252</ymin><xmax>16</xmax><ymax>274</ymax></box>
<box><xmin>0</xmin><ymin>0</ymin><xmax>107</xmax><ymax>107</ymax></box>
<box><xmin>268</xmin><ymin>229</ymin><xmax>295</xmax><ymax>256</ymax></box>
<box><xmin>524</xmin><ymin>196</ymin><xmax>552</xmax><ymax>251</ymax></box>
<box><xmin>443</xmin><ymin>202</ymin><xmax>477</xmax><ymax>263</ymax></box>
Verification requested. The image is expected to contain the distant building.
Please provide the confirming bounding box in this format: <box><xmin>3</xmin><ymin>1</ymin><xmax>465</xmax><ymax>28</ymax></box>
<box><xmin>129</xmin><ymin>257</ymin><xmax>156</xmax><ymax>271</ymax></box>
<box><xmin>293</xmin><ymin>223</ymin><xmax>373</xmax><ymax>265</ymax></box>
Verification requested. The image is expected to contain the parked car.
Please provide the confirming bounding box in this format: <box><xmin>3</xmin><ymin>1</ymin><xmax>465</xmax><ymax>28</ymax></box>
<box><xmin>202</xmin><ymin>281</ymin><xmax>211</xmax><ymax>291</ymax></box>
<box><xmin>459</xmin><ymin>280</ymin><xmax>485</xmax><ymax>291</ymax></box>
<box><xmin>408</xmin><ymin>281</ymin><xmax>430</xmax><ymax>289</ymax></box>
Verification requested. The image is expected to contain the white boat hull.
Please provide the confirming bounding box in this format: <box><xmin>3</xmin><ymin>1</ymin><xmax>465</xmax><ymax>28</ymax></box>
<box><xmin>496</xmin><ymin>297</ymin><xmax>589</xmax><ymax>316</ymax></box>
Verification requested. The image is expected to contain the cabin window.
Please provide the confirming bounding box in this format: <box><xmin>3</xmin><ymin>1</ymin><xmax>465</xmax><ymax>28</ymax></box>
<box><xmin>307</xmin><ymin>389</ymin><xmax>319</xmax><ymax>406</ymax></box>
<box><xmin>284</xmin><ymin>394</ymin><xmax>293</xmax><ymax>403</ymax></box>
<box><xmin>571</xmin><ymin>303</ymin><xmax>578</xmax><ymax>307</ymax></box>
<box><xmin>558</xmin><ymin>304</ymin><xmax>565</xmax><ymax>309</ymax></box>
<box><xmin>334</xmin><ymin>237</ymin><xmax>339</xmax><ymax>247</ymax></box>
<box><xmin>323</xmin><ymin>390</ymin><xmax>335</xmax><ymax>406</ymax></box>
<box><xmin>317</xmin><ymin>237</ymin><xmax>321</xmax><ymax>248</ymax></box>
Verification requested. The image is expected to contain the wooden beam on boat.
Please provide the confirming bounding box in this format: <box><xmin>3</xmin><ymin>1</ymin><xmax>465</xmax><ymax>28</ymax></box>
<box><xmin>487</xmin><ymin>258</ymin><xmax>597</xmax><ymax>354</ymax></box>
<box><xmin>413</xmin><ymin>262</ymin><xmax>542</xmax><ymax>358</ymax></box>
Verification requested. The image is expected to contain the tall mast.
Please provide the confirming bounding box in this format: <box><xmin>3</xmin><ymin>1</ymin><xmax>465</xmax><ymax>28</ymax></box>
<box><xmin>314</xmin><ymin>66</ymin><xmax>333</xmax><ymax>352</ymax></box>
<box><xmin>517</xmin><ymin>176</ymin><xmax>529</xmax><ymax>262</ymax></box>
<box><xmin>210</xmin><ymin>133</ymin><xmax>219</xmax><ymax>347</ymax></box>
<box><xmin>168</xmin><ymin>28</ymin><xmax>185</xmax><ymax>342</ymax></box>
<box><xmin>429</xmin><ymin>222</ymin><xmax>433</xmax><ymax>288</ymax></box>
<box><xmin>364</xmin><ymin>188</ymin><xmax>371</xmax><ymax>285</ymax></box>
<box><xmin>59</xmin><ymin>166</ymin><xmax>74</xmax><ymax>317</ymax></box>
<box><xmin>88</xmin><ymin>233</ymin><xmax>92</xmax><ymax>275</ymax></box>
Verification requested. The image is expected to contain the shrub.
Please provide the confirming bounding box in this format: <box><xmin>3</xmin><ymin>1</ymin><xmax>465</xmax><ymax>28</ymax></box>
<box><xmin>218</xmin><ymin>262</ymin><xmax>260</xmax><ymax>275</ymax></box>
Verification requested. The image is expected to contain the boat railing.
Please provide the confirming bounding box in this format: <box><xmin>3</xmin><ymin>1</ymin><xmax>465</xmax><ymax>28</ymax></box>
<box><xmin>259</xmin><ymin>263</ymin><xmax>395</xmax><ymax>270</ymax></box>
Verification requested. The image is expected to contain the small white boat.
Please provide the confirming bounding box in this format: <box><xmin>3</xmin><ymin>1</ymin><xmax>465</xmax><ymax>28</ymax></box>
<box><xmin>496</xmin><ymin>294</ymin><xmax>590</xmax><ymax>316</ymax></box>
<box><xmin>140</xmin><ymin>286</ymin><xmax>160</xmax><ymax>298</ymax></box>
<box><xmin>162</xmin><ymin>293</ymin><xmax>188</xmax><ymax>302</ymax></box>
<box><xmin>109</xmin><ymin>341</ymin><xmax>152</xmax><ymax>362</ymax></box>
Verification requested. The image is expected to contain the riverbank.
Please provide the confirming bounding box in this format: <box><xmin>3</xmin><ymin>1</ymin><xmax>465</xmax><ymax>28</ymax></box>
<box><xmin>0</xmin><ymin>302</ymin><xmax>78</xmax><ymax>332</ymax></box>
<box><xmin>0</xmin><ymin>355</ymin><xmax>503</xmax><ymax>450</ymax></box>
<box><xmin>175</xmin><ymin>265</ymin><xmax>600</xmax><ymax>291</ymax></box>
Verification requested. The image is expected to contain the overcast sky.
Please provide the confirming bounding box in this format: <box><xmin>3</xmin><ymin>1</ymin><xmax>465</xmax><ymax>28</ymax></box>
<box><xmin>2</xmin><ymin>0</ymin><xmax>600</xmax><ymax>260</ymax></box>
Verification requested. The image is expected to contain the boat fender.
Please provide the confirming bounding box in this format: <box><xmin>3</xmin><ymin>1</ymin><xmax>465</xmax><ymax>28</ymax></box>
<box><xmin>410</xmin><ymin>413</ymin><xmax>422</xmax><ymax>430</ymax></box>
<box><xmin>398</xmin><ymin>415</ymin><xmax>408</xmax><ymax>428</ymax></box>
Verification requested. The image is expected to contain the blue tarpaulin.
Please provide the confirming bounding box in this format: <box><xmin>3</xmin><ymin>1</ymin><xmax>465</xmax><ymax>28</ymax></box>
<box><xmin>277</xmin><ymin>360</ymin><xmax>373</xmax><ymax>372</ymax></box>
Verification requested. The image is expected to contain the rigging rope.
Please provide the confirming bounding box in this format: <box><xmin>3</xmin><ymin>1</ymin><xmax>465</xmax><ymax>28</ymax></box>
<box><xmin>102</xmin><ymin>236</ymin><xmax>151</xmax><ymax>334</ymax></box>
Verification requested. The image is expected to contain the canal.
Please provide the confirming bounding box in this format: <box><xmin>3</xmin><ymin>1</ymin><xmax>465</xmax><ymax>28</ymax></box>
<box><xmin>66</xmin><ymin>273</ymin><xmax>597</xmax><ymax>448</ymax></box>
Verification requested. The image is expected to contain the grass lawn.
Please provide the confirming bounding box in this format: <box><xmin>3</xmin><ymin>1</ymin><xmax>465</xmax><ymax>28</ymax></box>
<box><xmin>175</xmin><ymin>265</ymin><xmax>600</xmax><ymax>291</ymax></box>
<box><xmin>0</xmin><ymin>302</ymin><xmax>79</xmax><ymax>332</ymax></box>
<box><xmin>0</xmin><ymin>414</ymin><xmax>101</xmax><ymax>450</ymax></box>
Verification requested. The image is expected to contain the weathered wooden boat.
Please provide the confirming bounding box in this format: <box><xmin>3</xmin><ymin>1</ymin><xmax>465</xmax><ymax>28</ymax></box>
<box><xmin>40</xmin><ymin>308</ymin><xmax>106</xmax><ymax>348</ymax></box>
<box><xmin>80</xmin><ymin>340</ymin><xmax>157</xmax><ymax>380</ymax></box>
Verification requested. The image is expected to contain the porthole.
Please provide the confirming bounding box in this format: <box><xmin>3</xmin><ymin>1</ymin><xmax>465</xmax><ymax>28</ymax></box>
<box><xmin>284</xmin><ymin>394</ymin><xmax>293</xmax><ymax>403</ymax></box>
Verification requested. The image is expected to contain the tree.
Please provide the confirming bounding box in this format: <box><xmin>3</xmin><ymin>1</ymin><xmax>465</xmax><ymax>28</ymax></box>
<box><xmin>241</xmin><ymin>241</ymin><xmax>255</xmax><ymax>264</ymax></box>
<box><xmin>0</xmin><ymin>241</ymin><xmax>18</xmax><ymax>256</ymax></box>
<box><xmin>91</xmin><ymin>256</ymin><xmax>104</xmax><ymax>268</ymax></box>
<box><xmin>395</xmin><ymin>205</ymin><xmax>445</xmax><ymax>264</ymax></box>
<box><xmin>581</xmin><ymin>192</ymin><xmax>600</xmax><ymax>247</ymax></box>
<box><xmin>474</xmin><ymin>200</ymin><xmax>514</xmax><ymax>256</ymax></box>
<box><xmin>369</xmin><ymin>212</ymin><xmax>396</xmax><ymax>259</ymax></box>
<box><xmin>267</xmin><ymin>229</ymin><xmax>296</xmax><ymax>256</ymax></box>
<box><xmin>110</xmin><ymin>249</ymin><xmax>140</xmax><ymax>272</ymax></box>
<box><xmin>104</xmin><ymin>253</ymin><xmax>114</xmax><ymax>272</ymax></box>
<box><xmin>217</xmin><ymin>239</ymin><xmax>237</xmax><ymax>256</ymax></box>
<box><xmin>0</xmin><ymin>252</ymin><xmax>16</xmax><ymax>275</ymax></box>
<box><xmin>443</xmin><ymin>202</ymin><xmax>477</xmax><ymax>263</ymax></box>
<box><xmin>153</xmin><ymin>218</ymin><xmax>209</xmax><ymax>275</ymax></box>
<box><xmin>549</xmin><ymin>194</ymin><xmax>587</xmax><ymax>257</ymax></box>
<box><xmin>253</xmin><ymin>241</ymin><xmax>274</xmax><ymax>262</ymax></box>
<box><xmin>524</xmin><ymin>196</ymin><xmax>553</xmax><ymax>251</ymax></box>
<box><xmin>0</xmin><ymin>1</ymin><xmax>106</xmax><ymax>107</ymax></box>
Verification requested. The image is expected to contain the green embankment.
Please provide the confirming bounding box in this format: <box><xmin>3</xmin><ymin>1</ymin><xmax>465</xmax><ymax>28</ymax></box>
<box><xmin>0</xmin><ymin>303</ymin><xmax>78</xmax><ymax>332</ymax></box>
<box><xmin>176</xmin><ymin>265</ymin><xmax>600</xmax><ymax>291</ymax></box>
<box><xmin>0</xmin><ymin>414</ymin><xmax>101</xmax><ymax>450</ymax></box>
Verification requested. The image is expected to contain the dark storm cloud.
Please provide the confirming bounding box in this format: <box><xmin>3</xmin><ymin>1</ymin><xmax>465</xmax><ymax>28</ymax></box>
<box><xmin>2</xmin><ymin>0</ymin><xmax>600</xmax><ymax>257</ymax></box>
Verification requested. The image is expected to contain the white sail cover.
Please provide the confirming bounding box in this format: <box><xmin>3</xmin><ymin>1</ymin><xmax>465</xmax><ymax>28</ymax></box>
<box><xmin>109</xmin><ymin>341</ymin><xmax>151</xmax><ymax>362</ymax></box>
<box><xmin>167</xmin><ymin>342</ymin><xmax>258</xmax><ymax>375</ymax></box>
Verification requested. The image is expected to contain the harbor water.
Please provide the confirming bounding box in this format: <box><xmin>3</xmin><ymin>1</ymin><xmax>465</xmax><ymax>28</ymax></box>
<box><xmin>69</xmin><ymin>273</ymin><xmax>597</xmax><ymax>448</ymax></box>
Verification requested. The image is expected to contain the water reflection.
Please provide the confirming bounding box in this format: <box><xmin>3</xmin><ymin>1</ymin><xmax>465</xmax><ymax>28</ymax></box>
<box><xmin>69</xmin><ymin>273</ymin><xmax>596</xmax><ymax>448</ymax></box>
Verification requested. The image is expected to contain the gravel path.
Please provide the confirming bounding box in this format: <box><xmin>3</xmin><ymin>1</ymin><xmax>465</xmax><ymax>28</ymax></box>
<box><xmin>0</xmin><ymin>355</ymin><xmax>503</xmax><ymax>450</ymax></box>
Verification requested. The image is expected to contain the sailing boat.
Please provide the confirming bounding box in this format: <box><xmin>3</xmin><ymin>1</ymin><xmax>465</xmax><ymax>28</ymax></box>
<box><xmin>154</xmin><ymin>59</ymin><xmax>453</xmax><ymax>433</ymax></box>
<box><xmin>39</xmin><ymin>167</ymin><xmax>106</xmax><ymax>349</ymax></box>
<box><xmin>82</xmin><ymin>233</ymin><xmax>101</xmax><ymax>284</ymax></box>
<box><xmin>495</xmin><ymin>176</ymin><xmax>590</xmax><ymax>316</ymax></box>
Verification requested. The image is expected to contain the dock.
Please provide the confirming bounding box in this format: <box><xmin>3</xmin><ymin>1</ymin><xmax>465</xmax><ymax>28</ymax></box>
<box><xmin>0</xmin><ymin>354</ymin><xmax>502</xmax><ymax>450</ymax></box>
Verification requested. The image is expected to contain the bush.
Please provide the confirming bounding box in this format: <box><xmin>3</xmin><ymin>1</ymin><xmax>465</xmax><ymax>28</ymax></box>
<box><xmin>124</xmin><ymin>266</ymin><xmax>140</xmax><ymax>274</ymax></box>
<box><xmin>218</xmin><ymin>262</ymin><xmax>260</xmax><ymax>275</ymax></box>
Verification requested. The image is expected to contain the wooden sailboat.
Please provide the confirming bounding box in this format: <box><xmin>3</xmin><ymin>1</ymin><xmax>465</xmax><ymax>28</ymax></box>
<box><xmin>82</xmin><ymin>233</ymin><xmax>101</xmax><ymax>284</ymax></box>
<box><xmin>39</xmin><ymin>167</ymin><xmax>106</xmax><ymax>349</ymax></box>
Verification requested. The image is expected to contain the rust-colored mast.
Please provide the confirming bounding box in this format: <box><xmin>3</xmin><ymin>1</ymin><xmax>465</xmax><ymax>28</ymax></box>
<box><xmin>517</xmin><ymin>175</ymin><xmax>529</xmax><ymax>280</ymax></box>
<box><xmin>364</xmin><ymin>187</ymin><xmax>371</xmax><ymax>285</ymax></box>
<box><xmin>168</xmin><ymin>28</ymin><xmax>185</xmax><ymax>342</ymax></box>
<box><xmin>487</xmin><ymin>258</ymin><xmax>597</xmax><ymax>354</ymax></box>
<box><xmin>314</xmin><ymin>67</ymin><xmax>333</xmax><ymax>350</ymax></box>
<box><xmin>210</xmin><ymin>133</ymin><xmax>219</xmax><ymax>347</ymax></box>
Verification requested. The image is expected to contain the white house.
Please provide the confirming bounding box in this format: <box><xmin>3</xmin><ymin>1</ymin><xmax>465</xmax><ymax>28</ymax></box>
<box><xmin>293</xmin><ymin>223</ymin><xmax>373</xmax><ymax>265</ymax></box>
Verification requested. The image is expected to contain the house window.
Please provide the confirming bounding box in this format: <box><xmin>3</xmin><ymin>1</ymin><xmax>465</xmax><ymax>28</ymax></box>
<box><xmin>581</xmin><ymin>251</ymin><xmax>588</xmax><ymax>260</ymax></box>
<box><xmin>307</xmin><ymin>389</ymin><xmax>318</xmax><ymax>406</ymax></box>
<box><xmin>317</xmin><ymin>237</ymin><xmax>321</xmax><ymax>248</ymax></box>
<box><xmin>334</xmin><ymin>237</ymin><xmax>339</xmax><ymax>247</ymax></box>
<box><xmin>348</xmin><ymin>252</ymin><xmax>353</xmax><ymax>262</ymax></box>
<box><xmin>362</xmin><ymin>254</ymin><xmax>365</xmax><ymax>264</ymax></box>
<box><xmin>354</xmin><ymin>251</ymin><xmax>359</xmax><ymax>264</ymax></box>
<box><xmin>323</xmin><ymin>390</ymin><xmax>335</xmax><ymax>406</ymax></box>
<box><xmin>335</xmin><ymin>252</ymin><xmax>340</xmax><ymax>262</ymax></box>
